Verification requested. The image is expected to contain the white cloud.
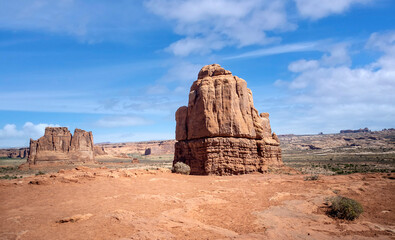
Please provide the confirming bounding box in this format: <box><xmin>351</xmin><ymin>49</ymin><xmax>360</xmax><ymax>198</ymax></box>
<box><xmin>145</xmin><ymin>61</ymin><xmax>201</xmax><ymax>97</ymax></box>
<box><xmin>94</xmin><ymin>131</ymin><xmax>175</xmax><ymax>143</ymax></box>
<box><xmin>288</xmin><ymin>59</ymin><xmax>319</xmax><ymax>72</ymax></box>
<box><xmin>321</xmin><ymin>44</ymin><xmax>352</xmax><ymax>67</ymax></box>
<box><xmin>274</xmin><ymin>31</ymin><xmax>395</xmax><ymax>133</ymax></box>
<box><xmin>0</xmin><ymin>0</ymin><xmax>147</xmax><ymax>42</ymax></box>
<box><xmin>95</xmin><ymin>116</ymin><xmax>151</xmax><ymax>128</ymax></box>
<box><xmin>160</xmin><ymin>61</ymin><xmax>201</xmax><ymax>83</ymax></box>
<box><xmin>294</xmin><ymin>0</ymin><xmax>372</xmax><ymax>20</ymax></box>
<box><xmin>145</xmin><ymin>0</ymin><xmax>294</xmax><ymax>56</ymax></box>
<box><xmin>225</xmin><ymin>41</ymin><xmax>322</xmax><ymax>60</ymax></box>
<box><xmin>0</xmin><ymin>122</ymin><xmax>60</xmax><ymax>148</ymax></box>
<box><xmin>166</xmin><ymin>36</ymin><xmax>227</xmax><ymax>56</ymax></box>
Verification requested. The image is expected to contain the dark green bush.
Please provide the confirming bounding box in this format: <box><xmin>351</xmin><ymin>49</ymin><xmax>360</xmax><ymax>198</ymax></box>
<box><xmin>328</xmin><ymin>196</ymin><xmax>363</xmax><ymax>220</ymax></box>
<box><xmin>172</xmin><ymin>162</ymin><xmax>191</xmax><ymax>175</ymax></box>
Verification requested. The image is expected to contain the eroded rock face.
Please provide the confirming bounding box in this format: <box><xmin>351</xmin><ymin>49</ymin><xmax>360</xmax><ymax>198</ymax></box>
<box><xmin>28</xmin><ymin>127</ymin><xmax>95</xmax><ymax>164</ymax></box>
<box><xmin>174</xmin><ymin>64</ymin><xmax>282</xmax><ymax>175</ymax></box>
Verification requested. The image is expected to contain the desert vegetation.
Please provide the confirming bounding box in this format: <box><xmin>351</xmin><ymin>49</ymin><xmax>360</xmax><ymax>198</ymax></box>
<box><xmin>327</xmin><ymin>196</ymin><xmax>364</xmax><ymax>220</ymax></box>
<box><xmin>172</xmin><ymin>162</ymin><xmax>191</xmax><ymax>175</ymax></box>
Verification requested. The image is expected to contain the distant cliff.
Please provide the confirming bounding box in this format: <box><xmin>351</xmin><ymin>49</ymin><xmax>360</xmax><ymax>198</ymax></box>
<box><xmin>340</xmin><ymin>128</ymin><xmax>371</xmax><ymax>134</ymax></box>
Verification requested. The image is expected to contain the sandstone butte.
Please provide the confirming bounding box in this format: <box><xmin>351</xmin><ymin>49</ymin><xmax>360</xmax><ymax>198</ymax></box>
<box><xmin>27</xmin><ymin>127</ymin><xmax>95</xmax><ymax>165</ymax></box>
<box><xmin>174</xmin><ymin>64</ymin><xmax>283</xmax><ymax>175</ymax></box>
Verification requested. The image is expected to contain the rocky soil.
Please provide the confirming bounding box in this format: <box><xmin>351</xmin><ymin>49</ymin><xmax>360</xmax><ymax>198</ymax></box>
<box><xmin>0</xmin><ymin>168</ymin><xmax>394</xmax><ymax>239</ymax></box>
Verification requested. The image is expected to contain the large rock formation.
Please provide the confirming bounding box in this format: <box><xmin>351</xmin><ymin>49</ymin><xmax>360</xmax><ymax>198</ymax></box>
<box><xmin>174</xmin><ymin>64</ymin><xmax>282</xmax><ymax>175</ymax></box>
<box><xmin>28</xmin><ymin>127</ymin><xmax>95</xmax><ymax>165</ymax></box>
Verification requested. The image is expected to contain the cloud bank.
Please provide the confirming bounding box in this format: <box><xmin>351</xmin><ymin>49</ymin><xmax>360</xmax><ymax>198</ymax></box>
<box><xmin>145</xmin><ymin>0</ymin><xmax>293</xmax><ymax>56</ymax></box>
<box><xmin>273</xmin><ymin>32</ymin><xmax>395</xmax><ymax>133</ymax></box>
<box><xmin>294</xmin><ymin>0</ymin><xmax>372</xmax><ymax>20</ymax></box>
<box><xmin>0</xmin><ymin>122</ymin><xmax>60</xmax><ymax>148</ymax></box>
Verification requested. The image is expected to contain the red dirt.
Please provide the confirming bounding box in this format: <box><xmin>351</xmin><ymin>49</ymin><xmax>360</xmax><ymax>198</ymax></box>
<box><xmin>0</xmin><ymin>167</ymin><xmax>394</xmax><ymax>239</ymax></box>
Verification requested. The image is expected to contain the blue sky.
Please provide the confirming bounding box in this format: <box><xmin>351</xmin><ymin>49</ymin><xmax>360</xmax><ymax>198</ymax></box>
<box><xmin>0</xmin><ymin>0</ymin><xmax>394</xmax><ymax>148</ymax></box>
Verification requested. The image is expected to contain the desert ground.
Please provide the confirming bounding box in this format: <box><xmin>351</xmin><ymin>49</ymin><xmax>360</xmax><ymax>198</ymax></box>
<box><xmin>1</xmin><ymin>167</ymin><xmax>394</xmax><ymax>240</ymax></box>
<box><xmin>1</xmin><ymin>130</ymin><xmax>394</xmax><ymax>239</ymax></box>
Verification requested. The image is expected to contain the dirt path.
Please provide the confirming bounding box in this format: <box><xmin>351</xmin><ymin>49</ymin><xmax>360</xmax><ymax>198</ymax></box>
<box><xmin>0</xmin><ymin>167</ymin><xmax>394</xmax><ymax>239</ymax></box>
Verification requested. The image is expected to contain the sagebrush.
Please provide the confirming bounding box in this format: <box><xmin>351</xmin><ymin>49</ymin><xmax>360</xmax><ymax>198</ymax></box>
<box><xmin>327</xmin><ymin>196</ymin><xmax>363</xmax><ymax>220</ymax></box>
<box><xmin>172</xmin><ymin>162</ymin><xmax>191</xmax><ymax>175</ymax></box>
<box><xmin>304</xmin><ymin>175</ymin><xmax>319</xmax><ymax>181</ymax></box>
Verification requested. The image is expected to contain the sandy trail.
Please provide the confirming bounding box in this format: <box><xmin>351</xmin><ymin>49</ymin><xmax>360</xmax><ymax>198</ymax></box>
<box><xmin>0</xmin><ymin>167</ymin><xmax>394</xmax><ymax>240</ymax></box>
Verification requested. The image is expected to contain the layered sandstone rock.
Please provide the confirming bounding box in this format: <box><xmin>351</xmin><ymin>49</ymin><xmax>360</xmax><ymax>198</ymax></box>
<box><xmin>93</xmin><ymin>146</ymin><xmax>107</xmax><ymax>156</ymax></box>
<box><xmin>0</xmin><ymin>148</ymin><xmax>28</xmax><ymax>159</ymax></box>
<box><xmin>28</xmin><ymin>127</ymin><xmax>95</xmax><ymax>164</ymax></box>
<box><xmin>174</xmin><ymin>64</ymin><xmax>282</xmax><ymax>175</ymax></box>
<box><xmin>96</xmin><ymin>140</ymin><xmax>175</xmax><ymax>157</ymax></box>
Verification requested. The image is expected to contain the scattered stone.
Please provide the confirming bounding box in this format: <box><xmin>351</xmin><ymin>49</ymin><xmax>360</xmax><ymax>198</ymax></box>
<box><xmin>56</xmin><ymin>213</ymin><xmax>93</xmax><ymax>223</ymax></box>
<box><xmin>174</xmin><ymin>64</ymin><xmax>282</xmax><ymax>175</ymax></box>
<box><xmin>28</xmin><ymin>179</ymin><xmax>50</xmax><ymax>185</ymax></box>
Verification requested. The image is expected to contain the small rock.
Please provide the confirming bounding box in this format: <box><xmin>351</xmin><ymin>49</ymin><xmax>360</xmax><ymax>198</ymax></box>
<box><xmin>56</xmin><ymin>213</ymin><xmax>93</xmax><ymax>223</ymax></box>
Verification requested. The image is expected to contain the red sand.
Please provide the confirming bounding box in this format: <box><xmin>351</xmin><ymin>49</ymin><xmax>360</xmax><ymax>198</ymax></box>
<box><xmin>0</xmin><ymin>167</ymin><xmax>394</xmax><ymax>239</ymax></box>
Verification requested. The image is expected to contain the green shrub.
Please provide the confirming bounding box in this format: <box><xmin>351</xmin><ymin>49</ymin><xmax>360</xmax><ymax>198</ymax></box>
<box><xmin>172</xmin><ymin>162</ymin><xmax>191</xmax><ymax>175</ymax></box>
<box><xmin>304</xmin><ymin>175</ymin><xmax>319</xmax><ymax>181</ymax></box>
<box><xmin>328</xmin><ymin>196</ymin><xmax>363</xmax><ymax>220</ymax></box>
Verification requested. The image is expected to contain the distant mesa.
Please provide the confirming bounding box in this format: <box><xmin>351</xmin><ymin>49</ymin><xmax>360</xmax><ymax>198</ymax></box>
<box><xmin>28</xmin><ymin>127</ymin><xmax>95</xmax><ymax>165</ymax></box>
<box><xmin>340</xmin><ymin>128</ymin><xmax>371</xmax><ymax>134</ymax></box>
<box><xmin>0</xmin><ymin>148</ymin><xmax>28</xmax><ymax>159</ymax></box>
<box><xmin>174</xmin><ymin>64</ymin><xmax>283</xmax><ymax>175</ymax></box>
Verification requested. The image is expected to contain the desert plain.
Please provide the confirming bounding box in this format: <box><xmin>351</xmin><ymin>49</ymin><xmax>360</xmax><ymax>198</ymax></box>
<box><xmin>1</xmin><ymin>129</ymin><xmax>394</xmax><ymax>240</ymax></box>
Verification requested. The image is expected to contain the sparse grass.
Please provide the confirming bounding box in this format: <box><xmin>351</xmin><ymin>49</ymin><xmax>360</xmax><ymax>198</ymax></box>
<box><xmin>0</xmin><ymin>166</ymin><xmax>16</xmax><ymax>173</ymax></box>
<box><xmin>0</xmin><ymin>175</ymin><xmax>21</xmax><ymax>180</ymax></box>
<box><xmin>35</xmin><ymin>171</ymin><xmax>45</xmax><ymax>176</ymax></box>
<box><xmin>327</xmin><ymin>196</ymin><xmax>363</xmax><ymax>220</ymax></box>
<box><xmin>286</xmin><ymin>160</ymin><xmax>394</xmax><ymax>175</ymax></box>
<box><xmin>304</xmin><ymin>175</ymin><xmax>319</xmax><ymax>181</ymax></box>
<box><xmin>172</xmin><ymin>162</ymin><xmax>191</xmax><ymax>175</ymax></box>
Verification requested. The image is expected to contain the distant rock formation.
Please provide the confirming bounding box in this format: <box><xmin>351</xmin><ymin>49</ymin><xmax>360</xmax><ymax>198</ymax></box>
<box><xmin>94</xmin><ymin>146</ymin><xmax>107</xmax><ymax>156</ymax></box>
<box><xmin>96</xmin><ymin>140</ymin><xmax>175</xmax><ymax>158</ymax></box>
<box><xmin>144</xmin><ymin>148</ymin><xmax>151</xmax><ymax>155</ymax></box>
<box><xmin>0</xmin><ymin>148</ymin><xmax>28</xmax><ymax>159</ymax></box>
<box><xmin>174</xmin><ymin>64</ymin><xmax>282</xmax><ymax>175</ymax></box>
<box><xmin>28</xmin><ymin>127</ymin><xmax>95</xmax><ymax>165</ymax></box>
<box><xmin>340</xmin><ymin>128</ymin><xmax>371</xmax><ymax>134</ymax></box>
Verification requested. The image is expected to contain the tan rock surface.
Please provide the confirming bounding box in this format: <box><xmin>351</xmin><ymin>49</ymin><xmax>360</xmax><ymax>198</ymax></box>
<box><xmin>27</xmin><ymin>127</ymin><xmax>94</xmax><ymax>165</ymax></box>
<box><xmin>174</xmin><ymin>64</ymin><xmax>282</xmax><ymax>175</ymax></box>
<box><xmin>96</xmin><ymin>140</ymin><xmax>175</xmax><ymax>158</ymax></box>
<box><xmin>179</xmin><ymin>64</ymin><xmax>264</xmax><ymax>140</ymax></box>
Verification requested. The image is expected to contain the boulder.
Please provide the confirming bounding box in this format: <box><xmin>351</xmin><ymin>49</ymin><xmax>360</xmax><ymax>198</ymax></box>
<box><xmin>174</xmin><ymin>64</ymin><xmax>282</xmax><ymax>175</ymax></box>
